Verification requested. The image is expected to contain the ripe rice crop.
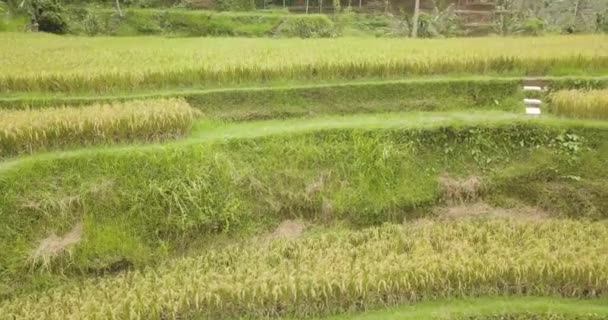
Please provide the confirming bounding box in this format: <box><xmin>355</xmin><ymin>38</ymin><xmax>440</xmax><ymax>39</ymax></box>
<box><xmin>1</xmin><ymin>34</ymin><xmax>607</xmax><ymax>93</ymax></box>
<box><xmin>2</xmin><ymin>218</ymin><xmax>608</xmax><ymax>319</ymax></box>
<box><xmin>0</xmin><ymin>98</ymin><xmax>198</xmax><ymax>157</ymax></box>
<box><xmin>550</xmin><ymin>89</ymin><xmax>608</xmax><ymax>120</ymax></box>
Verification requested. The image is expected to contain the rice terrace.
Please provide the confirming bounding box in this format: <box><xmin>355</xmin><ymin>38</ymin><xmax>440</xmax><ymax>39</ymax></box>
<box><xmin>1</xmin><ymin>0</ymin><xmax>608</xmax><ymax>319</ymax></box>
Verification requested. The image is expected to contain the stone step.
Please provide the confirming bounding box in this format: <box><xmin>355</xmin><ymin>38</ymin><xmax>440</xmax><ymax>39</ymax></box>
<box><xmin>524</xmin><ymin>98</ymin><xmax>542</xmax><ymax>106</ymax></box>
<box><xmin>525</xmin><ymin>107</ymin><xmax>542</xmax><ymax>115</ymax></box>
<box><xmin>523</xmin><ymin>86</ymin><xmax>543</xmax><ymax>92</ymax></box>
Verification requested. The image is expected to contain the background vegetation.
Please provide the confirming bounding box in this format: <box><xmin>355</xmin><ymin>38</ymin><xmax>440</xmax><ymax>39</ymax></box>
<box><xmin>2</xmin><ymin>0</ymin><xmax>608</xmax><ymax>37</ymax></box>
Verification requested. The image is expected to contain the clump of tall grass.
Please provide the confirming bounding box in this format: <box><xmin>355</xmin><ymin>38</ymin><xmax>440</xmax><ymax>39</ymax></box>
<box><xmin>550</xmin><ymin>89</ymin><xmax>608</xmax><ymax>119</ymax></box>
<box><xmin>0</xmin><ymin>98</ymin><xmax>198</xmax><ymax>157</ymax></box>
<box><xmin>2</xmin><ymin>218</ymin><xmax>608</xmax><ymax>319</ymax></box>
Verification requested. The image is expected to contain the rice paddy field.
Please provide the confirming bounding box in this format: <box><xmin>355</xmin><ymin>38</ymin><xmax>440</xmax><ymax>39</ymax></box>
<box><xmin>1</xmin><ymin>32</ymin><xmax>608</xmax><ymax>320</ymax></box>
<box><xmin>1</xmin><ymin>33</ymin><xmax>608</xmax><ymax>94</ymax></box>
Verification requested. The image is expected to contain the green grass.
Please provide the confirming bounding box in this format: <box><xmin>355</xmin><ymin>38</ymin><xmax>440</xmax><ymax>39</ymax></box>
<box><xmin>1</xmin><ymin>113</ymin><xmax>607</xmax><ymax>299</ymax></box>
<box><xmin>3</xmin><ymin>76</ymin><xmax>608</xmax><ymax>123</ymax></box>
<box><xmin>2</xmin><ymin>111</ymin><xmax>607</xmax><ymax>163</ymax></box>
<box><xmin>0</xmin><ymin>77</ymin><xmax>524</xmax><ymax>115</ymax></box>
<box><xmin>318</xmin><ymin>297</ymin><xmax>608</xmax><ymax>320</ymax></box>
<box><xmin>1</xmin><ymin>34</ymin><xmax>608</xmax><ymax>94</ymax></box>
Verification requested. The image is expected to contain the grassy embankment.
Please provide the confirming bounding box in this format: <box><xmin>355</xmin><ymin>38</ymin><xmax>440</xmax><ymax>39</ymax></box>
<box><xmin>2</xmin><ymin>77</ymin><xmax>608</xmax><ymax>121</ymax></box>
<box><xmin>1</xmin><ymin>113</ymin><xmax>607</xmax><ymax>300</ymax></box>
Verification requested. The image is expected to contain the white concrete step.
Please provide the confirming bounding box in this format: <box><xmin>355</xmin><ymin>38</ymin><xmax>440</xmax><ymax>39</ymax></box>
<box><xmin>524</xmin><ymin>98</ymin><xmax>542</xmax><ymax>106</ymax></box>
<box><xmin>525</xmin><ymin>107</ymin><xmax>542</xmax><ymax>115</ymax></box>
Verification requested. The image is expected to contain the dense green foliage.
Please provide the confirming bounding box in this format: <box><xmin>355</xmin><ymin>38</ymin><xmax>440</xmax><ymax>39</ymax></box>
<box><xmin>68</xmin><ymin>8</ymin><xmax>296</xmax><ymax>36</ymax></box>
<box><xmin>214</xmin><ymin>0</ymin><xmax>255</xmax><ymax>11</ymax></box>
<box><xmin>31</xmin><ymin>0</ymin><xmax>67</xmax><ymax>33</ymax></box>
<box><xmin>274</xmin><ymin>14</ymin><xmax>335</xmax><ymax>37</ymax></box>
<box><xmin>3</xmin><ymin>0</ymin><xmax>608</xmax><ymax>37</ymax></box>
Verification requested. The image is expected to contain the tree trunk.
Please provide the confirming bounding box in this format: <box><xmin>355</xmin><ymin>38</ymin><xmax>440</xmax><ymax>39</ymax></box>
<box><xmin>319</xmin><ymin>0</ymin><xmax>322</xmax><ymax>13</ymax></box>
<box><xmin>283</xmin><ymin>0</ymin><xmax>286</xmax><ymax>8</ymax></box>
<box><xmin>411</xmin><ymin>0</ymin><xmax>420</xmax><ymax>38</ymax></box>
<box><xmin>116</xmin><ymin>0</ymin><xmax>123</xmax><ymax>17</ymax></box>
<box><xmin>358</xmin><ymin>0</ymin><xmax>361</xmax><ymax>9</ymax></box>
<box><xmin>306</xmin><ymin>0</ymin><xmax>309</xmax><ymax>13</ymax></box>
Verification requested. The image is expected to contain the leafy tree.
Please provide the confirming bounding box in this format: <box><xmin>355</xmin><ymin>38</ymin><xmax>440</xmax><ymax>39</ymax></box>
<box><xmin>19</xmin><ymin>0</ymin><xmax>67</xmax><ymax>33</ymax></box>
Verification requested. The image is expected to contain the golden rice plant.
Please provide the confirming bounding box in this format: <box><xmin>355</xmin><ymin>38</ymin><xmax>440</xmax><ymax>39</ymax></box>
<box><xmin>550</xmin><ymin>89</ymin><xmax>608</xmax><ymax>120</ymax></box>
<box><xmin>0</xmin><ymin>34</ymin><xmax>607</xmax><ymax>93</ymax></box>
<box><xmin>1</xmin><ymin>218</ymin><xmax>608</xmax><ymax>319</ymax></box>
<box><xmin>0</xmin><ymin>98</ymin><xmax>198</xmax><ymax>157</ymax></box>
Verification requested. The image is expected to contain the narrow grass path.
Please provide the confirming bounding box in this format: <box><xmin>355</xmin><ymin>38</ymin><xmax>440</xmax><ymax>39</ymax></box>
<box><xmin>316</xmin><ymin>297</ymin><xmax>608</xmax><ymax>320</ymax></box>
<box><xmin>191</xmin><ymin>111</ymin><xmax>525</xmax><ymax>139</ymax></box>
<box><xmin>2</xmin><ymin>111</ymin><xmax>608</xmax><ymax>173</ymax></box>
<box><xmin>1</xmin><ymin>76</ymin><xmax>491</xmax><ymax>100</ymax></box>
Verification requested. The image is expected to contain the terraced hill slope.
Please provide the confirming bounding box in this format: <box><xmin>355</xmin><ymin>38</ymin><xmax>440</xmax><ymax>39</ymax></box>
<box><xmin>1</xmin><ymin>34</ymin><xmax>607</xmax><ymax>320</ymax></box>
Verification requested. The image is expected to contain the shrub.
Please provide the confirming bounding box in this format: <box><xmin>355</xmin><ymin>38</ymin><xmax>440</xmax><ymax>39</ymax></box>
<box><xmin>82</xmin><ymin>10</ymin><xmax>104</xmax><ymax>35</ymax></box>
<box><xmin>598</xmin><ymin>10</ymin><xmax>608</xmax><ymax>33</ymax></box>
<box><xmin>215</xmin><ymin>0</ymin><xmax>255</xmax><ymax>11</ymax></box>
<box><xmin>181</xmin><ymin>0</ymin><xmax>215</xmax><ymax>9</ymax></box>
<box><xmin>0</xmin><ymin>2</ymin><xmax>8</xmax><ymax>31</ymax></box>
<box><xmin>273</xmin><ymin>15</ymin><xmax>335</xmax><ymax>38</ymax></box>
<box><xmin>31</xmin><ymin>0</ymin><xmax>67</xmax><ymax>33</ymax></box>
<box><xmin>517</xmin><ymin>17</ymin><xmax>545</xmax><ymax>36</ymax></box>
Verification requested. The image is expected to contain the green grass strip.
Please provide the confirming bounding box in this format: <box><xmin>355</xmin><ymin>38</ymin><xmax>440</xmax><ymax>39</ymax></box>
<box><xmin>318</xmin><ymin>297</ymin><xmax>608</xmax><ymax>320</ymax></box>
<box><xmin>2</xmin><ymin>76</ymin><xmax>607</xmax><ymax>108</ymax></box>
<box><xmin>2</xmin><ymin>111</ymin><xmax>607</xmax><ymax>172</ymax></box>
